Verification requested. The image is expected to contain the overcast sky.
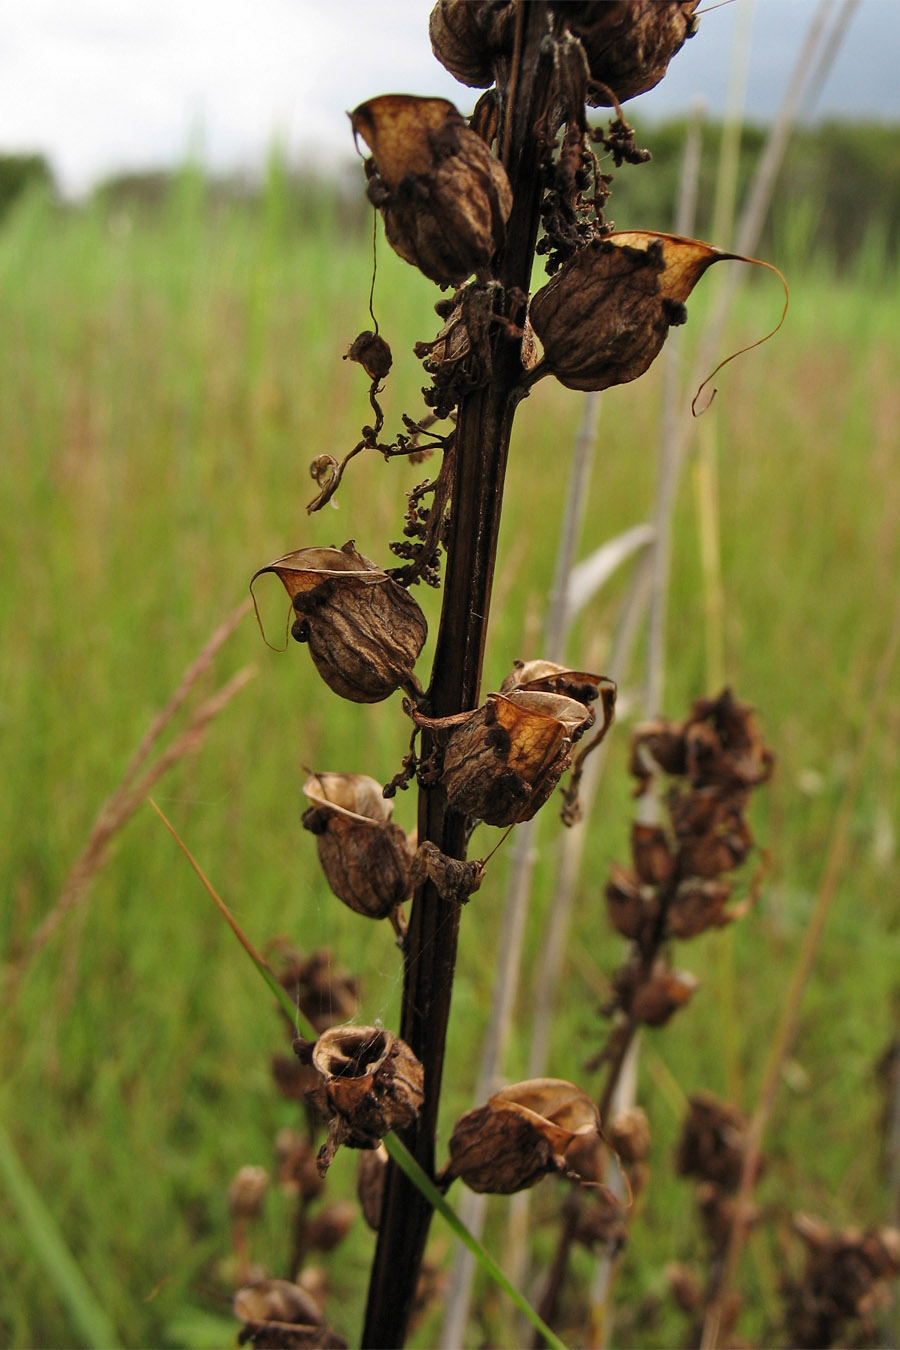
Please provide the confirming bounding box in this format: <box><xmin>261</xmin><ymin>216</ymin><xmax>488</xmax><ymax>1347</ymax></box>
<box><xmin>1</xmin><ymin>0</ymin><xmax>897</xmax><ymax>196</ymax></box>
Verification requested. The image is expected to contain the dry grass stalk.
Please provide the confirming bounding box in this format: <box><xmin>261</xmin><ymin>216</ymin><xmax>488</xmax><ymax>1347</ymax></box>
<box><xmin>5</xmin><ymin>600</ymin><xmax>254</xmax><ymax>997</ymax></box>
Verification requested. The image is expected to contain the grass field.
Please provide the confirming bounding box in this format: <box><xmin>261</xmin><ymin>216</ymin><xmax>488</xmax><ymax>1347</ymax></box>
<box><xmin>2</xmin><ymin>171</ymin><xmax>899</xmax><ymax>1349</ymax></box>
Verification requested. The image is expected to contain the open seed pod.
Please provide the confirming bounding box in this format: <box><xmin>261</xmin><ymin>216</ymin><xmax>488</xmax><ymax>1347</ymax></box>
<box><xmin>251</xmin><ymin>541</ymin><xmax>426</xmax><ymax>703</ymax></box>
<box><xmin>307</xmin><ymin>1026</ymin><xmax>424</xmax><ymax>1174</ymax></box>
<box><xmin>413</xmin><ymin>687</ymin><xmax>595</xmax><ymax>826</ymax></box>
<box><xmin>351</xmin><ymin>95</ymin><xmax>512</xmax><ymax>287</ymax></box>
<box><xmin>428</xmin><ymin>0</ymin><xmax>514</xmax><ymax>88</ymax></box>
<box><xmin>302</xmin><ymin>773</ymin><xmax>413</xmax><ymax>924</ymax></box>
<box><xmin>563</xmin><ymin>1</ymin><xmax>699</xmax><ymax>105</ymax></box>
<box><xmin>499</xmin><ymin>659</ymin><xmax>611</xmax><ymax>707</ymax></box>
<box><xmin>445</xmin><ymin>1078</ymin><xmax>606</xmax><ymax>1193</ymax></box>
<box><xmin>233</xmin><ymin>1279</ymin><xmax>347</xmax><ymax>1350</ymax></box>
<box><xmin>529</xmin><ymin>231</ymin><xmax>726</xmax><ymax>393</ymax></box>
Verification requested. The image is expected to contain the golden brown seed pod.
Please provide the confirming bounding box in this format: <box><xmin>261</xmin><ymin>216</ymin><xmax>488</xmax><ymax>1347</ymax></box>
<box><xmin>302</xmin><ymin>772</ymin><xmax>413</xmax><ymax>923</ymax></box>
<box><xmin>529</xmin><ymin>231</ymin><xmax>723</xmax><ymax>393</ymax></box>
<box><xmin>351</xmin><ymin>94</ymin><xmax>512</xmax><ymax>288</ymax></box>
<box><xmin>445</xmin><ymin>1078</ymin><xmax>606</xmax><ymax>1194</ymax></box>
<box><xmin>428</xmin><ymin>0</ymin><xmax>513</xmax><ymax>88</ymax></box>
<box><xmin>252</xmin><ymin>540</ymin><xmax>427</xmax><ymax>703</ymax></box>
<box><xmin>564</xmin><ymin>1</ymin><xmax>699</xmax><ymax>105</ymax></box>
<box><xmin>415</xmin><ymin>688</ymin><xmax>595</xmax><ymax>826</ymax></box>
<box><xmin>308</xmin><ymin>1026</ymin><xmax>424</xmax><ymax>1174</ymax></box>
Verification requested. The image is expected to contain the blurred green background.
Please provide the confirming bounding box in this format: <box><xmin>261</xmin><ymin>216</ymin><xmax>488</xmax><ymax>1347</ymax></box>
<box><xmin>2</xmin><ymin>120</ymin><xmax>899</xmax><ymax>1348</ymax></box>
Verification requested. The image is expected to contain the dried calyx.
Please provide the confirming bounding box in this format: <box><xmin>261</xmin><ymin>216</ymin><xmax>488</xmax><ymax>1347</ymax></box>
<box><xmin>411</xmin><ymin>662</ymin><xmax>613</xmax><ymax>827</ymax></box>
<box><xmin>302</xmin><ymin>772</ymin><xmax>413</xmax><ymax>934</ymax></box>
<box><xmin>251</xmin><ymin>541</ymin><xmax>427</xmax><ymax>703</ymax></box>
<box><xmin>562</xmin><ymin>1</ymin><xmax>699</xmax><ymax>105</ymax></box>
<box><xmin>351</xmin><ymin>94</ymin><xmax>512</xmax><ymax>288</ymax></box>
<box><xmin>444</xmin><ymin>1078</ymin><xmax>608</xmax><ymax>1194</ymax></box>
<box><xmin>305</xmin><ymin>1026</ymin><xmax>425</xmax><ymax>1175</ymax></box>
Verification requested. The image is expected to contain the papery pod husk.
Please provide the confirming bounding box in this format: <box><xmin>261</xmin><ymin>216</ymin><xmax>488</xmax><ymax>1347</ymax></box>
<box><xmin>605</xmin><ymin>863</ymin><xmax>657</xmax><ymax>941</ymax></box>
<box><xmin>428</xmin><ymin>0</ymin><xmax>513</xmax><ymax>88</ymax></box>
<box><xmin>424</xmin><ymin>688</ymin><xmax>594</xmax><ymax>826</ymax></box>
<box><xmin>499</xmin><ymin>659</ymin><xmax>611</xmax><ymax>709</ymax></box>
<box><xmin>685</xmin><ymin>688</ymin><xmax>775</xmax><ymax>791</ymax></box>
<box><xmin>529</xmin><ymin>232</ymin><xmax>727</xmax><ymax>393</ymax></box>
<box><xmin>351</xmin><ymin>95</ymin><xmax>513</xmax><ymax>287</ymax></box>
<box><xmin>302</xmin><ymin>773</ymin><xmax>413</xmax><ymax>921</ymax></box>
<box><xmin>667</xmin><ymin>878</ymin><xmax>734</xmax><ymax>939</ymax></box>
<box><xmin>237</xmin><ymin>1321</ymin><xmax>347</xmax><ymax>1350</ymax></box>
<box><xmin>445</xmin><ymin>1078</ymin><xmax>605</xmax><ymax>1194</ymax></box>
<box><xmin>675</xmin><ymin>1093</ymin><xmax>754</xmax><ymax>1192</ymax></box>
<box><xmin>631</xmin><ymin>821</ymin><xmax>675</xmax><ymax>884</ymax></box>
<box><xmin>252</xmin><ymin>541</ymin><xmax>426</xmax><ymax>703</ymax></box>
<box><xmin>563</xmin><ymin>1</ymin><xmax>699</xmax><ymax>105</ymax></box>
<box><xmin>628</xmin><ymin>963</ymin><xmax>699</xmax><ymax>1026</ymax></box>
<box><xmin>309</xmin><ymin>1026</ymin><xmax>424</xmax><ymax>1157</ymax></box>
<box><xmin>233</xmin><ymin>1280</ymin><xmax>347</xmax><ymax>1349</ymax></box>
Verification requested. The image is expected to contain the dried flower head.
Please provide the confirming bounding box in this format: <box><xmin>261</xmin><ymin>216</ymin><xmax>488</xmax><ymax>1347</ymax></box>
<box><xmin>428</xmin><ymin>0</ymin><xmax>513</xmax><ymax>88</ymax></box>
<box><xmin>351</xmin><ymin>94</ymin><xmax>513</xmax><ymax>287</ymax></box>
<box><xmin>307</xmin><ymin>1026</ymin><xmax>424</xmax><ymax>1174</ymax></box>
<box><xmin>302</xmin><ymin>772</ymin><xmax>413</xmax><ymax>926</ymax></box>
<box><xmin>445</xmin><ymin>1078</ymin><xmax>606</xmax><ymax>1193</ymax></box>
<box><xmin>252</xmin><ymin>541</ymin><xmax>427</xmax><ymax>703</ymax></box>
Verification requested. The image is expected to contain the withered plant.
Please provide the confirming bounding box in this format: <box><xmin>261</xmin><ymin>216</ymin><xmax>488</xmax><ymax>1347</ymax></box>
<box><xmin>241</xmin><ymin>5</ymin><xmax>786</xmax><ymax>1346</ymax></box>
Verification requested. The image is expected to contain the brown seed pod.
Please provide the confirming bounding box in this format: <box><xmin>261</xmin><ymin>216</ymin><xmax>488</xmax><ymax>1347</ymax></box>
<box><xmin>676</xmin><ymin>1093</ymin><xmax>755</xmax><ymax>1193</ymax></box>
<box><xmin>351</xmin><ymin>95</ymin><xmax>513</xmax><ymax>288</ymax></box>
<box><xmin>445</xmin><ymin>1078</ymin><xmax>606</xmax><ymax>1194</ymax></box>
<box><xmin>499</xmin><ymin>660</ymin><xmax>610</xmax><ymax>708</ymax></box>
<box><xmin>605</xmin><ymin>864</ymin><xmax>658</xmax><ymax>942</ymax></box>
<box><xmin>356</xmin><ymin>1144</ymin><xmax>388</xmax><ymax>1232</ymax></box>
<box><xmin>302</xmin><ymin>772</ymin><xmax>413</xmax><ymax>923</ymax></box>
<box><xmin>228</xmin><ymin>1165</ymin><xmax>270</xmax><ymax>1222</ymax></box>
<box><xmin>529</xmin><ymin>231</ymin><xmax>724</xmax><ymax>393</ymax></box>
<box><xmin>233</xmin><ymin>1279</ymin><xmax>347</xmax><ymax>1349</ymax></box>
<box><xmin>631</xmin><ymin>821</ymin><xmax>675</xmax><ymax>885</ymax></box>
<box><xmin>251</xmin><ymin>541</ymin><xmax>427</xmax><ymax>703</ymax></box>
<box><xmin>666</xmin><ymin>878</ymin><xmax>735</xmax><ymax>939</ymax></box>
<box><xmin>428</xmin><ymin>0</ymin><xmax>513</xmax><ymax>88</ymax></box>
<box><xmin>307</xmin><ymin>1026</ymin><xmax>424</xmax><ymax>1174</ymax></box>
<box><xmin>344</xmin><ymin>330</ymin><xmax>393</xmax><ymax>381</ymax></box>
<box><xmin>564</xmin><ymin>1</ymin><xmax>699</xmax><ymax>104</ymax></box>
<box><xmin>616</xmin><ymin>959</ymin><xmax>699</xmax><ymax>1026</ymax></box>
<box><xmin>414</xmin><ymin>687</ymin><xmax>595</xmax><ymax>826</ymax></box>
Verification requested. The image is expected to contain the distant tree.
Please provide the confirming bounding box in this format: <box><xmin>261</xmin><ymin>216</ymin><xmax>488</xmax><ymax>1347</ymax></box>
<box><xmin>0</xmin><ymin>154</ymin><xmax>55</xmax><ymax>220</ymax></box>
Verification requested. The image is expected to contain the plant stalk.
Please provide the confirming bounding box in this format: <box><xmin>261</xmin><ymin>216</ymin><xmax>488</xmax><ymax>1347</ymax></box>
<box><xmin>362</xmin><ymin>8</ymin><xmax>555</xmax><ymax>1345</ymax></box>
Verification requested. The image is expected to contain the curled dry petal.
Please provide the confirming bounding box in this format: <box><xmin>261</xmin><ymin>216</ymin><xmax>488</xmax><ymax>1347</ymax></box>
<box><xmin>351</xmin><ymin>94</ymin><xmax>512</xmax><ymax>287</ymax></box>
<box><xmin>445</xmin><ymin>1078</ymin><xmax>606</xmax><ymax>1194</ymax></box>
<box><xmin>530</xmin><ymin>232</ymin><xmax>725</xmax><ymax>393</ymax></box>
<box><xmin>307</xmin><ymin>1026</ymin><xmax>424</xmax><ymax>1174</ymax></box>
<box><xmin>564</xmin><ymin>1</ymin><xmax>700</xmax><ymax>105</ymax></box>
<box><xmin>302</xmin><ymin>772</ymin><xmax>413</xmax><ymax>922</ymax></box>
<box><xmin>251</xmin><ymin>540</ymin><xmax>427</xmax><ymax>703</ymax></box>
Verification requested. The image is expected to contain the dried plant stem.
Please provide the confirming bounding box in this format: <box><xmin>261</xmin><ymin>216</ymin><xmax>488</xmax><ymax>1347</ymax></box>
<box><xmin>700</xmin><ymin>585</ymin><xmax>900</xmax><ymax>1350</ymax></box>
<box><xmin>4</xmin><ymin>601</ymin><xmax>253</xmax><ymax>997</ymax></box>
<box><xmin>362</xmin><ymin>8</ymin><xmax>556</xmax><ymax>1345</ymax></box>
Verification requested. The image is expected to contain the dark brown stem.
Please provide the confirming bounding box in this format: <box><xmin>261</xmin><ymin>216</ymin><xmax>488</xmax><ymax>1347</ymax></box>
<box><xmin>362</xmin><ymin>7</ymin><xmax>556</xmax><ymax>1346</ymax></box>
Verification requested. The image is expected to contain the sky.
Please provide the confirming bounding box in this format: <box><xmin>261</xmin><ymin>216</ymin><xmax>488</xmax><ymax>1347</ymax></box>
<box><xmin>1</xmin><ymin>0</ymin><xmax>897</xmax><ymax>197</ymax></box>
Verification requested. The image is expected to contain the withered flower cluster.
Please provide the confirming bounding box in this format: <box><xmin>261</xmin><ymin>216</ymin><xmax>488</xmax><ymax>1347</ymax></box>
<box><xmin>604</xmin><ymin>689</ymin><xmax>773</xmax><ymax>1032</ymax></box>
<box><xmin>783</xmin><ymin>1214</ymin><xmax>900</xmax><ymax>1349</ymax></box>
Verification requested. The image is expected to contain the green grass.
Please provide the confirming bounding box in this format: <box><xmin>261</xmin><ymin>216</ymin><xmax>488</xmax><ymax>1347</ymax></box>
<box><xmin>1</xmin><ymin>175</ymin><xmax>899</xmax><ymax>1349</ymax></box>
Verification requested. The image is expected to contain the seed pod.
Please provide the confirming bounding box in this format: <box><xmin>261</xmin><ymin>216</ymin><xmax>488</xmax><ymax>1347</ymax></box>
<box><xmin>564</xmin><ymin>1</ymin><xmax>699</xmax><ymax>104</ymax></box>
<box><xmin>667</xmin><ymin>878</ymin><xmax>734</xmax><ymax>939</ymax></box>
<box><xmin>308</xmin><ymin>1026</ymin><xmax>424</xmax><ymax>1174</ymax></box>
<box><xmin>428</xmin><ymin>0</ymin><xmax>513</xmax><ymax>88</ymax></box>
<box><xmin>252</xmin><ymin>540</ymin><xmax>427</xmax><ymax>703</ymax></box>
<box><xmin>302</xmin><ymin>773</ymin><xmax>413</xmax><ymax>922</ymax></box>
<box><xmin>499</xmin><ymin>660</ymin><xmax>609</xmax><ymax>708</ymax></box>
<box><xmin>228</xmin><ymin>1165</ymin><xmax>270</xmax><ymax>1222</ymax></box>
<box><xmin>414</xmin><ymin>688</ymin><xmax>595</xmax><ymax>826</ymax></box>
<box><xmin>357</xmin><ymin>1144</ymin><xmax>388</xmax><ymax>1232</ymax></box>
<box><xmin>676</xmin><ymin>1093</ymin><xmax>754</xmax><ymax>1193</ymax></box>
<box><xmin>445</xmin><ymin>1078</ymin><xmax>606</xmax><ymax>1194</ymax></box>
<box><xmin>605</xmin><ymin>864</ymin><xmax>657</xmax><ymax>941</ymax></box>
<box><xmin>351</xmin><ymin>95</ymin><xmax>513</xmax><ymax>287</ymax></box>
<box><xmin>631</xmin><ymin>821</ymin><xmax>675</xmax><ymax>885</ymax></box>
<box><xmin>233</xmin><ymin>1279</ymin><xmax>348</xmax><ymax>1349</ymax></box>
<box><xmin>344</xmin><ymin>329</ymin><xmax>392</xmax><ymax>381</ymax></box>
<box><xmin>529</xmin><ymin>232</ymin><xmax>724</xmax><ymax>393</ymax></box>
<box><xmin>616</xmin><ymin>959</ymin><xmax>699</xmax><ymax>1025</ymax></box>
<box><xmin>304</xmin><ymin>1201</ymin><xmax>357</xmax><ymax>1254</ymax></box>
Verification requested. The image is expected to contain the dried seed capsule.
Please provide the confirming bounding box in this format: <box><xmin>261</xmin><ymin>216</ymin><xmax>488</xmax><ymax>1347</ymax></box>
<box><xmin>227</xmin><ymin>1165</ymin><xmax>270</xmax><ymax>1221</ymax></box>
<box><xmin>351</xmin><ymin>95</ymin><xmax>512</xmax><ymax>288</ymax></box>
<box><xmin>445</xmin><ymin>1078</ymin><xmax>606</xmax><ymax>1194</ymax></box>
<box><xmin>529</xmin><ymin>232</ymin><xmax>723</xmax><ymax>393</ymax></box>
<box><xmin>357</xmin><ymin>1144</ymin><xmax>388</xmax><ymax>1232</ymax></box>
<box><xmin>428</xmin><ymin>0</ymin><xmax>513</xmax><ymax>88</ymax></box>
<box><xmin>307</xmin><ymin>1026</ymin><xmax>424</xmax><ymax>1174</ymax></box>
<box><xmin>345</xmin><ymin>330</ymin><xmax>392</xmax><ymax>381</ymax></box>
<box><xmin>675</xmin><ymin>1093</ymin><xmax>754</xmax><ymax>1192</ymax></box>
<box><xmin>252</xmin><ymin>540</ymin><xmax>427</xmax><ymax>703</ymax></box>
<box><xmin>605</xmin><ymin>864</ymin><xmax>657</xmax><ymax>941</ymax></box>
<box><xmin>232</xmin><ymin>1279</ymin><xmax>350</xmax><ymax>1349</ymax></box>
<box><xmin>631</xmin><ymin>821</ymin><xmax>675</xmax><ymax>885</ymax></box>
<box><xmin>302</xmin><ymin>772</ymin><xmax>413</xmax><ymax>922</ymax></box>
<box><xmin>414</xmin><ymin>687</ymin><xmax>595</xmax><ymax>826</ymax></box>
<box><xmin>499</xmin><ymin>660</ymin><xmax>610</xmax><ymax>708</ymax></box>
<box><xmin>564</xmin><ymin>1</ymin><xmax>699</xmax><ymax>104</ymax></box>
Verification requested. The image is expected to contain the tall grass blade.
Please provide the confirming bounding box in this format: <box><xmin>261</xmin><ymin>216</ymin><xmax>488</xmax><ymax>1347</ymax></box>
<box><xmin>0</xmin><ymin>1121</ymin><xmax>119</xmax><ymax>1349</ymax></box>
